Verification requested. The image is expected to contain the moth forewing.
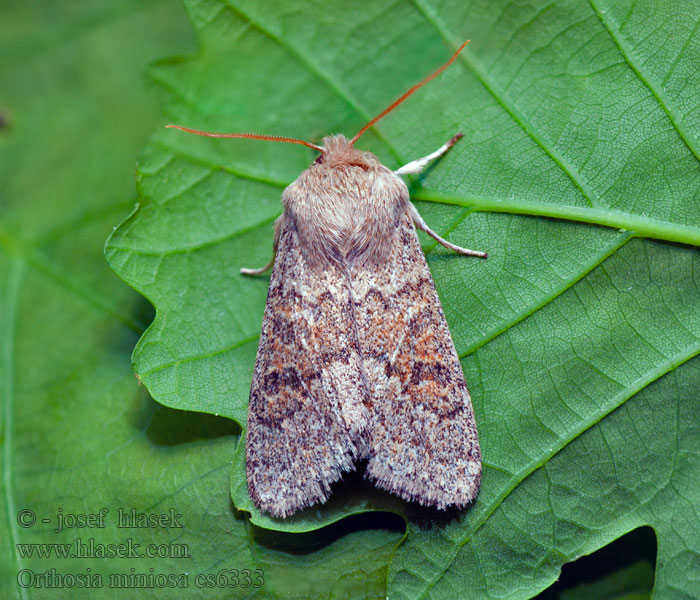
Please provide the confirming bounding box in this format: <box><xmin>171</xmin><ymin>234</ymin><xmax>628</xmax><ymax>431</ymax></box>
<box><xmin>245</xmin><ymin>209</ymin><xmax>369</xmax><ymax>517</ymax></box>
<box><xmin>167</xmin><ymin>41</ymin><xmax>486</xmax><ymax>517</ymax></box>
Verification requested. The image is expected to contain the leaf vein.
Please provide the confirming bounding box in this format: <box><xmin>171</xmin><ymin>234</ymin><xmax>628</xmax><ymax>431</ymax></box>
<box><xmin>0</xmin><ymin>227</ymin><xmax>144</xmax><ymax>333</ymax></box>
<box><xmin>589</xmin><ymin>0</ymin><xmax>700</xmax><ymax>164</ymax></box>
<box><xmin>221</xmin><ymin>0</ymin><xmax>403</xmax><ymax>162</ymax></box>
<box><xmin>409</xmin><ymin>0</ymin><xmax>601</xmax><ymax>209</ymax></box>
<box><xmin>456</xmin><ymin>231</ymin><xmax>631</xmax><ymax>358</ymax></box>
<box><xmin>418</xmin><ymin>340</ymin><xmax>700</xmax><ymax>597</ymax></box>
<box><xmin>139</xmin><ymin>334</ymin><xmax>259</xmax><ymax>378</ymax></box>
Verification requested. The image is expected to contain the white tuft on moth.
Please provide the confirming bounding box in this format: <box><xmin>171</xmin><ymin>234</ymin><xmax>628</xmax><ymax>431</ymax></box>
<box><xmin>168</xmin><ymin>41</ymin><xmax>486</xmax><ymax>518</ymax></box>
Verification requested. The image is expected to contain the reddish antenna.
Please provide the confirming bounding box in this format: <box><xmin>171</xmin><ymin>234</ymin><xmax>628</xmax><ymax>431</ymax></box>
<box><xmin>350</xmin><ymin>40</ymin><xmax>470</xmax><ymax>146</ymax></box>
<box><xmin>165</xmin><ymin>125</ymin><xmax>323</xmax><ymax>152</ymax></box>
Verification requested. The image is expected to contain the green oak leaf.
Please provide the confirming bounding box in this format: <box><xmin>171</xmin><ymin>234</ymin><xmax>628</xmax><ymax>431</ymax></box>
<box><xmin>0</xmin><ymin>1</ymin><xmax>400</xmax><ymax>599</ymax></box>
<box><xmin>105</xmin><ymin>0</ymin><xmax>700</xmax><ymax>598</ymax></box>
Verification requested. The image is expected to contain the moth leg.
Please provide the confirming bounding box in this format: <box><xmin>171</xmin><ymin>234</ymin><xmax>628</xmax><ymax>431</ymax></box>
<box><xmin>240</xmin><ymin>214</ymin><xmax>284</xmax><ymax>275</ymax></box>
<box><xmin>394</xmin><ymin>132</ymin><xmax>464</xmax><ymax>175</ymax></box>
<box><xmin>240</xmin><ymin>258</ymin><xmax>275</xmax><ymax>276</ymax></box>
<box><xmin>407</xmin><ymin>202</ymin><xmax>488</xmax><ymax>258</ymax></box>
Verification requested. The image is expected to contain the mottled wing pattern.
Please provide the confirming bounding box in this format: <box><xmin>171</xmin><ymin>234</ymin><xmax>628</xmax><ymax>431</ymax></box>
<box><xmin>246</xmin><ymin>217</ymin><xmax>369</xmax><ymax>518</ymax></box>
<box><xmin>352</xmin><ymin>211</ymin><xmax>481</xmax><ymax>509</ymax></box>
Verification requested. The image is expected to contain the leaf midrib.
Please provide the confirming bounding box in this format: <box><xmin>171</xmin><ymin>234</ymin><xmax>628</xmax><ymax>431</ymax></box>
<box><xmin>157</xmin><ymin>9</ymin><xmax>700</xmax><ymax>249</ymax></box>
<box><xmin>414</xmin><ymin>189</ymin><xmax>700</xmax><ymax>246</ymax></box>
<box><xmin>149</xmin><ymin>133</ymin><xmax>700</xmax><ymax>247</ymax></box>
<box><xmin>408</xmin><ymin>0</ymin><xmax>700</xmax><ymax>244</ymax></box>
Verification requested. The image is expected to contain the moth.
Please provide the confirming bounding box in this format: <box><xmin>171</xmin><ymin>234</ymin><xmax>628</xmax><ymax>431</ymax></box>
<box><xmin>168</xmin><ymin>41</ymin><xmax>485</xmax><ymax>518</ymax></box>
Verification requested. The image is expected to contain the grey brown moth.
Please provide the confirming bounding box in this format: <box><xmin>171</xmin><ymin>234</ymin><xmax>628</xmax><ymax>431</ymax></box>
<box><xmin>168</xmin><ymin>41</ymin><xmax>485</xmax><ymax>518</ymax></box>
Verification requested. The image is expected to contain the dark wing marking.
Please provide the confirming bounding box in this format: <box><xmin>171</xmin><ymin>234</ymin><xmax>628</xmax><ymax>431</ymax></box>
<box><xmin>246</xmin><ymin>216</ymin><xmax>369</xmax><ymax>518</ymax></box>
<box><xmin>352</xmin><ymin>211</ymin><xmax>481</xmax><ymax>509</ymax></box>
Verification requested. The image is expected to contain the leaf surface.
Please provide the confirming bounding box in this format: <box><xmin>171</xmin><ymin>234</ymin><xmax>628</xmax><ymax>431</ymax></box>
<box><xmin>105</xmin><ymin>0</ymin><xmax>700</xmax><ymax>598</ymax></box>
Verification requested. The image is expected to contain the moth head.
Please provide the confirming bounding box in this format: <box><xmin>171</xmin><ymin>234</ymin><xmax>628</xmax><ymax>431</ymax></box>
<box><xmin>310</xmin><ymin>134</ymin><xmax>378</xmax><ymax>170</ymax></box>
<box><xmin>165</xmin><ymin>40</ymin><xmax>469</xmax><ymax>161</ymax></box>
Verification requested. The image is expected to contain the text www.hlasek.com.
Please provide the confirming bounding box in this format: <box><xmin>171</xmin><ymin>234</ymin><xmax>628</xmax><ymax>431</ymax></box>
<box><xmin>16</xmin><ymin>538</ymin><xmax>189</xmax><ymax>559</ymax></box>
